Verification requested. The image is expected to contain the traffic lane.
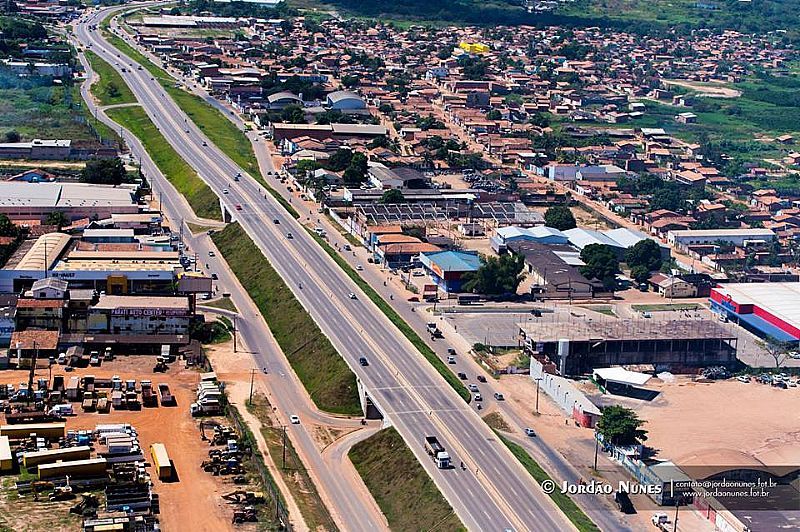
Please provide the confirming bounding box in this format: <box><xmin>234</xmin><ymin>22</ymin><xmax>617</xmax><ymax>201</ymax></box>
<box><xmin>83</xmin><ymin>18</ymin><xmax>568</xmax><ymax>528</ymax></box>
<box><xmin>79</xmin><ymin>24</ymin><xmax>385</xmax><ymax>530</ymax></box>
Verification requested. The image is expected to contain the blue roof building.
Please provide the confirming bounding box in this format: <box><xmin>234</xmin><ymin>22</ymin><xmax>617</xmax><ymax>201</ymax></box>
<box><xmin>419</xmin><ymin>250</ymin><xmax>481</xmax><ymax>293</ymax></box>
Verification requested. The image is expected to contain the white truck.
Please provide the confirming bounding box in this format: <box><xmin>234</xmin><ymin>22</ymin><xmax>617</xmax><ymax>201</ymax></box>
<box><xmin>424</xmin><ymin>436</ymin><xmax>451</xmax><ymax>469</ymax></box>
<box><xmin>190</xmin><ymin>400</ymin><xmax>222</xmax><ymax>416</ymax></box>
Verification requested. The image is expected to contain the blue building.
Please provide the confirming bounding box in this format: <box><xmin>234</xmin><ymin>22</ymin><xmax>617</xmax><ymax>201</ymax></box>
<box><xmin>419</xmin><ymin>251</ymin><xmax>481</xmax><ymax>293</ymax></box>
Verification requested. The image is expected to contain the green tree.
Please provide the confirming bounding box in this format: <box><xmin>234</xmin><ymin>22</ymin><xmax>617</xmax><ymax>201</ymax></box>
<box><xmin>343</xmin><ymin>152</ymin><xmax>368</xmax><ymax>185</ymax></box>
<box><xmin>597</xmin><ymin>405</ymin><xmax>648</xmax><ymax>447</ymax></box>
<box><xmin>544</xmin><ymin>205</ymin><xmax>576</xmax><ymax>230</ymax></box>
<box><xmin>81</xmin><ymin>157</ymin><xmax>126</xmax><ymax>185</ymax></box>
<box><xmin>281</xmin><ymin>104</ymin><xmax>306</xmax><ymax>124</ymax></box>
<box><xmin>757</xmin><ymin>336</ymin><xmax>793</xmax><ymax>369</ymax></box>
<box><xmin>105</xmin><ymin>81</ymin><xmax>121</xmax><ymax>99</ymax></box>
<box><xmin>579</xmin><ymin>244</ymin><xmax>618</xmax><ymax>291</ymax></box>
<box><xmin>0</xmin><ymin>214</ymin><xmax>18</xmax><ymax>237</ymax></box>
<box><xmin>4</xmin><ymin>130</ymin><xmax>20</xmax><ymax>143</ymax></box>
<box><xmin>462</xmin><ymin>253</ymin><xmax>525</xmax><ymax>295</ymax></box>
<box><xmin>486</xmin><ymin>109</ymin><xmax>502</xmax><ymax>120</ymax></box>
<box><xmin>341</xmin><ymin>74</ymin><xmax>360</xmax><ymax>88</ymax></box>
<box><xmin>625</xmin><ymin>239</ymin><xmax>662</xmax><ymax>272</ymax></box>
<box><xmin>630</xmin><ymin>265</ymin><xmax>651</xmax><ymax>284</ymax></box>
<box><xmin>380</xmin><ymin>189</ymin><xmax>404</xmax><ymax>203</ymax></box>
<box><xmin>45</xmin><ymin>211</ymin><xmax>69</xmax><ymax>228</ymax></box>
<box><xmin>326</xmin><ymin>148</ymin><xmax>353</xmax><ymax>172</ymax></box>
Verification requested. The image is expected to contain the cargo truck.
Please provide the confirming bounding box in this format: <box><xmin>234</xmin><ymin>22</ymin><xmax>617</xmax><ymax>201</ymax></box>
<box><xmin>424</xmin><ymin>436</ymin><xmax>451</xmax><ymax>469</ymax></box>
<box><xmin>190</xmin><ymin>400</ymin><xmax>222</xmax><ymax>416</ymax></box>
<box><xmin>141</xmin><ymin>380</ymin><xmax>157</xmax><ymax>407</ymax></box>
<box><xmin>157</xmin><ymin>384</ymin><xmax>175</xmax><ymax>406</ymax></box>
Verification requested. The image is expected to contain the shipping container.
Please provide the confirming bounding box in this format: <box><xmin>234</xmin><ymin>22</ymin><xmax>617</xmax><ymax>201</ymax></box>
<box><xmin>38</xmin><ymin>457</ymin><xmax>107</xmax><ymax>480</ymax></box>
<box><xmin>0</xmin><ymin>423</ymin><xmax>66</xmax><ymax>440</ymax></box>
<box><xmin>150</xmin><ymin>443</ymin><xmax>172</xmax><ymax>480</ymax></box>
<box><xmin>23</xmin><ymin>445</ymin><xmax>91</xmax><ymax>468</ymax></box>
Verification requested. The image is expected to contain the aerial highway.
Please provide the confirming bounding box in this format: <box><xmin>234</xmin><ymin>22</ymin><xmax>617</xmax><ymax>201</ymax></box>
<box><xmin>75</xmin><ymin>7</ymin><xmax>576</xmax><ymax>530</ymax></box>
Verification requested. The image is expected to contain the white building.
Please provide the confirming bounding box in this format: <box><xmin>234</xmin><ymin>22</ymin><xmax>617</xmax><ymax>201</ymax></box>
<box><xmin>667</xmin><ymin>228</ymin><xmax>775</xmax><ymax>250</ymax></box>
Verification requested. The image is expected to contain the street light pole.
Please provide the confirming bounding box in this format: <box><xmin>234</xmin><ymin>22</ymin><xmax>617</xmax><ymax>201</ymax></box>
<box><xmin>593</xmin><ymin>432</ymin><xmax>599</xmax><ymax>471</ymax></box>
<box><xmin>248</xmin><ymin>368</ymin><xmax>255</xmax><ymax>406</ymax></box>
<box><xmin>535</xmin><ymin>377</ymin><xmax>542</xmax><ymax>414</ymax></box>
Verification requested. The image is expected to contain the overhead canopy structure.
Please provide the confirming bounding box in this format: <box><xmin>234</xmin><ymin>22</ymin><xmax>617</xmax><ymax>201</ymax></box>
<box><xmin>593</xmin><ymin>367</ymin><xmax>652</xmax><ymax>387</ymax></box>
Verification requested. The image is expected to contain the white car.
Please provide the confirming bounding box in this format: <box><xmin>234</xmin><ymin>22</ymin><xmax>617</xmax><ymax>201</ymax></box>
<box><xmin>524</xmin><ymin>428</ymin><xmax>536</xmax><ymax>437</ymax></box>
<box><xmin>736</xmin><ymin>375</ymin><xmax>750</xmax><ymax>383</ymax></box>
<box><xmin>356</xmin><ymin>264</ymin><xmax>364</xmax><ymax>271</ymax></box>
<box><xmin>208</xmin><ymin>251</ymin><xmax>215</xmax><ymax>257</ymax></box>
<box><xmin>223</xmin><ymin>188</ymin><xmax>229</xmax><ymax>194</ymax></box>
<box><xmin>289</xmin><ymin>415</ymin><xmax>300</xmax><ymax>424</ymax></box>
<box><xmin>348</xmin><ymin>293</ymin><xmax>357</xmax><ymax>300</ymax></box>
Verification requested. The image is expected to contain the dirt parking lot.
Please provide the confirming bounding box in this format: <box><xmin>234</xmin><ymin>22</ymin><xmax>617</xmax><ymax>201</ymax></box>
<box><xmin>0</xmin><ymin>355</ymin><xmax>244</xmax><ymax>532</ymax></box>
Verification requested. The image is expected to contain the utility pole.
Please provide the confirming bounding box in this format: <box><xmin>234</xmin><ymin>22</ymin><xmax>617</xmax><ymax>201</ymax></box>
<box><xmin>232</xmin><ymin>315</ymin><xmax>237</xmax><ymax>353</ymax></box>
<box><xmin>248</xmin><ymin>368</ymin><xmax>255</xmax><ymax>406</ymax></box>
<box><xmin>535</xmin><ymin>376</ymin><xmax>542</xmax><ymax>414</ymax></box>
<box><xmin>593</xmin><ymin>431</ymin><xmax>599</xmax><ymax>471</ymax></box>
<box><xmin>282</xmin><ymin>425</ymin><xmax>287</xmax><ymax>469</ymax></box>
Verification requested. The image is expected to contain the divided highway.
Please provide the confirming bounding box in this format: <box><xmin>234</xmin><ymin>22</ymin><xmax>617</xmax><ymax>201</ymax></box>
<box><xmin>76</xmin><ymin>8</ymin><xmax>575</xmax><ymax>531</ymax></box>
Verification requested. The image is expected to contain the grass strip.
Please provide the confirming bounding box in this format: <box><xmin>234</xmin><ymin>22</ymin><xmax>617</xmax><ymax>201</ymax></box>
<box><xmin>201</xmin><ymin>296</ymin><xmax>238</xmax><ymax>313</ymax></box>
<box><xmin>228</xmin><ymin>404</ymin><xmax>289</xmax><ymax>528</ymax></box>
<box><xmin>85</xmin><ymin>49</ymin><xmax>136</xmax><ymax>106</ymax></box>
<box><xmin>212</xmin><ymin>223</ymin><xmax>361</xmax><ymax>415</ymax></box>
<box><xmin>307</xmin><ymin>231</ymin><xmax>471</xmax><ymax>403</ymax></box>
<box><xmin>247</xmin><ymin>394</ymin><xmax>338</xmax><ymax>531</ymax></box>
<box><xmin>349</xmin><ymin>427</ymin><xmax>465</xmax><ymax>531</ymax></box>
<box><xmin>105</xmin><ymin>105</ymin><xmax>221</xmax><ymax>220</ymax></box>
<box><xmin>496</xmin><ymin>432</ymin><xmax>600</xmax><ymax>532</ymax></box>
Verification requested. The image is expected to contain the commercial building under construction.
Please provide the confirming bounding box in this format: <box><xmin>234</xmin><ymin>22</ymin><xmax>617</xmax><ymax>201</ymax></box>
<box><xmin>519</xmin><ymin>319</ymin><xmax>737</xmax><ymax>376</ymax></box>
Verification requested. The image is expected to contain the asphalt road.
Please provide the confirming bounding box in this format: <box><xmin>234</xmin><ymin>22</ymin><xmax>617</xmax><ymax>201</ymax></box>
<box><xmin>75</xmin><ymin>8</ymin><xmax>576</xmax><ymax>531</ymax></box>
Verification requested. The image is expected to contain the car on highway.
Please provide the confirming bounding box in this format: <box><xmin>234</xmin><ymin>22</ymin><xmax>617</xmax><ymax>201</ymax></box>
<box><xmin>234</xmin><ymin>173</ymin><xmax>241</xmax><ymax>181</ymax></box>
<box><xmin>348</xmin><ymin>292</ymin><xmax>357</xmax><ymax>300</ymax></box>
<box><xmin>202</xmin><ymin>141</ymin><xmax>207</xmax><ymax>146</ymax></box>
<box><xmin>343</xmin><ymin>244</ymin><xmax>351</xmax><ymax>251</ymax></box>
<box><xmin>358</xmin><ymin>357</ymin><xmax>369</xmax><ymax>366</ymax></box>
<box><xmin>477</xmin><ymin>375</ymin><xmax>487</xmax><ymax>383</ymax></box>
<box><xmin>473</xmin><ymin>393</ymin><xmax>483</xmax><ymax>401</ymax></box>
<box><xmin>457</xmin><ymin>372</ymin><xmax>467</xmax><ymax>380</ymax></box>
<box><xmin>525</xmin><ymin>428</ymin><xmax>536</xmax><ymax>437</ymax></box>
<box><xmin>208</xmin><ymin>251</ymin><xmax>215</xmax><ymax>257</ymax></box>
<box><xmin>223</xmin><ymin>188</ymin><xmax>229</xmax><ymax>194</ymax></box>
<box><xmin>289</xmin><ymin>415</ymin><xmax>300</xmax><ymax>424</ymax></box>
<box><xmin>211</xmin><ymin>273</ymin><xmax>218</xmax><ymax>280</ymax></box>
<box><xmin>235</xmin><ymin>204</ymin><xmax>242</xmax><ymax>211</ymax></box>
<box><xmin>408</xmin><ymin>296</ymin><xmax>420</xmax><ymax>302</ymax></box>
<box><xmin>493</xmin><ymin>392</ymin><xmax>505</xmax><ymax>401</ymax></box>
<box><xmin>468</xmin><ymin>384</ymin><xmax>479</xmax><ymax>392</ymax></box>
<box><xmin>356</xmin><ymin>264</ymin><xmax>364</xmax><ymax>271</ymax></box>
<box><xmin>286</xmin><ymin>232</ymin><xmax>293</xmax><ymax>239</ymax></box>
<box><xmin>447</xmin><ymin>356</ymin><xmax>456</xmax><ymax>364</ymax></box>
<box><xmin>273</xmin><ymin>219</ymin><xmax>279</xmax><ymax>224</ymax></box>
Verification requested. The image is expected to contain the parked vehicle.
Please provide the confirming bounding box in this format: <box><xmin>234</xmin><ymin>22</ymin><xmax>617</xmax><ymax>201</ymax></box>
<box><xmin>468</xmin><ymin>384</ymin><xmax>479</xmax><ymax>392</ymax></box>
<box><xmin>157</xmin><ymin>384</ymin><xmax>176</xmax><ymax>406</ymax></box>
<box><xmin>424</xmin><ymin>436</ymin><xmax>451</xmax><ymax>469</ymax></box>
<box><xmin>477</xmin><ymin>375</ymin><xmax>487</xmax><ymax>383</ymax></box>
<box><xmin>289</xmin><ymin>415</ymin><xmax>300</xmax><ymax>424</ymax></box>
<box><xmin>457</xmin><ymin>372</ymin><xmax>467</xmax><ymax>380</ymax></box>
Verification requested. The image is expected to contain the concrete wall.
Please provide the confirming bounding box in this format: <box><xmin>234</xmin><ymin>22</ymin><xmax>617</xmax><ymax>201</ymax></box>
<box><xmin>530</xmin><ymin>357</ymin><xmax>600</xmax><ymax>428</ymax></box>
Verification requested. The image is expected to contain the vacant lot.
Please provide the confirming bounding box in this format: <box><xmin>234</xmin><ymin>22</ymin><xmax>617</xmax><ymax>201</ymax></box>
<box><xmin>622</xmin><ymin>377</ymin><xmax>800</xmax><ymax>465</ymax></box>
<box><xmin>105</xmin><ymin>105</ymin><xmax>221</xmax><ymax>221</ymax></box>
<box><xmin>0</xmin><ymin>82</ymin><xmax>103</xmax><ymax>146</ymax></box>
<box><xmin>349</xmin><ymin>427</ymin><xmax>464</xmax><ymax>531</ymax></box>
<box><xmin>212</xmin><ymin>223</ymin><xmax>361</xmax><ymax>415</ymax></box>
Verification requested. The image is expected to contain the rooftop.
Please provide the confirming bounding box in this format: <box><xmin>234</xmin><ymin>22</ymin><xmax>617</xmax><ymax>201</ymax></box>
<box><xmin>520</xmin><ymin>319</ymin><xmax>735</xmax><ymax>343</ymax></box>
<box><xmin>12</xmin><ymin>233</ymin><xmax>71</xmax><ymax>271</ymax></box>
<box><xmin>0</xmin><ymin>182</ymin><xmax>134</xmax><ymax>209</ymax></box>
<box><xmin>713</xmin><ymin>282</ymin><xmax>800</xmax><ymax>330</ymax></box>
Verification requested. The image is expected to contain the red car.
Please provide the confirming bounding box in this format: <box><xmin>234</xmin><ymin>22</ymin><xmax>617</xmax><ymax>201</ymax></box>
<box><xmin>407</xmin><ymin>296</ymin><xmax>420</xmax><ymax>302</ymax></box>
<box><xmin>235</xmin><ymin>204</ymin><xmax>242</xmax><ymax>211</ymax></box>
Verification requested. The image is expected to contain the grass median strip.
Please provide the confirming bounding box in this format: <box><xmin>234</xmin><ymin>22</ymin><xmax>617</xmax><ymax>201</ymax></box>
<box><xmin>307</xmin><ymin>231</ymin><xmax>471</xmax><ymax>403</ymax></box>
<box><xmin>105</xmin><ymin>105</ymin><xmax>221</xmax><ymax>221</ymax></box>
<box><xmin>495</xmin><ymin>432</ymin><xmax>600</xmax><ymax>532</ymax></box>
<box><xmin>349</xmin><ymin>427</ymin><xmax>465</xmax><ymax>531</ymax></box>
<box><xmin>212</xmin><ymin>223</ymin><xmax>361</xmax><ymax>416</ymax></box>
<box><xmin>85</xmin><ymin>49</ymin><xmax>136</xmax><ymax>106</ymax></box>
<box><xmin>247</xmin><ymin>394</ymin><xmax>338</xmax><ymax>531</ymax></box>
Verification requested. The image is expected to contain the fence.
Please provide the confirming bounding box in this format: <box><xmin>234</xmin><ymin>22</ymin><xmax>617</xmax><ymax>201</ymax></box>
<box><xmin>228</xmin><ymin>406</ymin><xmax>292</xmax><ymax>530</ymax></box>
